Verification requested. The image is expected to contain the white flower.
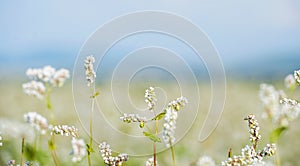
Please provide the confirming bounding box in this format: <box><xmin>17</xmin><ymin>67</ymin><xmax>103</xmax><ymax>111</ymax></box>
<box><xmin>0</xmin><ymin>119</ymin><xmax>35</xmax><ymax>141</ymax></box>
<box><xmin>26</xmin><ymin>68</ymin><xmax>43</xmax><ymax>80</ymax></box>
<box><xmin>51</xmin><ymin>125</ymin><xmax>78</xmax><ymax>137</ymax></box>
<box><xmin>294</xmin><ymin>70</ymin><xmax>300</xmax><ymax>85</ymax></box>
<box><xmin>196</xmin><ymin>156</ymin><xmax>215</xmax><ymax>166</ymax></box>
<box><xmin>145</xmin><ymin>87</ymin><xmax>157</xmax><ymax>111</ymax></box>
<box><xmin>24</xmin><ymin>112</ymin><xmax>49</xmax><ymax>135</ymax></box>
<box><xmin>41</xmin><ymin>65</ymin><xmax>56</xmax><ymax>82</ymax></box>
<box><xmin>284</xmin><ymin>74</ymin><xmax>296</xmax><ymax>89</ymax></box>
<box><xmin>51</xmin><ymin>68</ymin><xmax>70</xmax><ymax>87</ymax></box>
<box><xmin>168</xmin><ymin>96</ymin><xmax>188</xmax><ymax>111</ymax></box>
<box><xmin>99</xmin><ymin>142</ymin><xmax>129</xmax><ymax>165</ymax></box>
<box><xmin>145</xmin><ymin>157</ymin><xmax>158</xmax><ymax>166</ymax></box>
<box><xmin>84</xmin><ymin>55</ymin><xmax>96</xmax><ymax>87</ymax></box>
<box><xmin>22</xmin><ymin>81</ymin><xmax>46</xmax><ymax>100</ymax></box>
<box><xmin>120</xmin><ymin>113</ymin><xmax>146</xmax><ymax>123</ymax></box>
<box><xmin>71</xmin><ymin>137</ymin><xmax>86</xmax><ymax>163</ymax></box>
<box><xmin>162</xmin><ymin>107</ymin><xmax>177</xmax><ymax>148</ymax></box>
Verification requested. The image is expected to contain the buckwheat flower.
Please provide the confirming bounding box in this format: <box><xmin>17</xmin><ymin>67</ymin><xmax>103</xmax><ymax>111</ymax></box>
<box><xmin>24</xmin><ymin>112</ymin><xmax>49</xmax><ymax>135</ymax></box>
<box><xmin>51</xmin><ymin>68</ymin><xmax>70</xmax><ymax>87</ymax></box>
<box><xmin>99</xmin><ymin>142</ymin><xmax>129</xmax><ymax>165</ymax></box>
<box><xmin>84</xmin><ymin>55</ymin><xmax>96</xmax><ymax>87</ymax></box>
<box><xmin>51</xmin><ymin>125</ymin><xmax>78</xmax><ymax>138</ymax></box>
<box><xmin>0</xmin><ymin>131</ymin><xmax>2</xmax><ymax>147</ymax></box>
<box><xmin>162</xmin><ymin>107</ymin><xmax>177</xmax><ymax>148</ymax></box>
<box><xmin>284</xmin><ymin>74</ymin><xmax>296</xmax><ymax>89</ymax></box>
<box><xmin>0</xmin><ymin>119</ymin><xmax>35</xmax><ymax>142</ymax></box>
<box><xmin>145</xmin><ymin>87</ymin><xmax>157</xmax><ymax>111</ymax></box>
<box><xmin>70</xmin><ymin>137</ymin><xmax>86</xmax><ymax>163</ymax></box>
<box><xmin>145</xmin><ymin>157</ymin><xmax>158</xmax><ymax>166</ymax></box>
<box><xmin>22</xmin><ymin>81</ymin><xmax>46</xmax><ymax>100</ymax></box>
<box><xmin>259</xmin><ymin>84</ymin><xmax>286</xmax><ymax>122</ymax></box>
<box><xmin>196</xmin><ymin>155</ymin><xmax>215</xmax><ymax>166</ymax></box>
<box><xmin>120</xmin><ymin>113</ymin><xmax>147</xmax><ymax>123</ymax></box>
<box><xmin>26</xmin><ymin>68</ymin><xmax>43</xmax><ymax>80</ymax></box>
<box><xmin>294</xmin><ymin>69</ymin><xmax>300</xmax><ymax>85</ymax></box>
<box><xmin>259</xmin><ymin>144</ymin><xmax>276</xmax><ymax>157</ymax></box>
<box><xmin>41</xmin><ymin>65</ymin><xmax>56</xmax><ymax>82</ymax></box>
<box><xmin>168</xmin><ymin>96</ymin><xmax>188</xmax><ymax>111</ymax></box>
<box><xmin>244</xmin><ymin>114</ymin><xmax>261</xmax><ymax>148</ymax></box>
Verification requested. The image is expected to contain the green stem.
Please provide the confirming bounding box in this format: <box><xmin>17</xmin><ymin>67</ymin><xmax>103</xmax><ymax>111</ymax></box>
<box><xmin>20</xmin><ymin>137</ymin><xmax>25</xmax><ymax>166</ymax></box>
<box><xmin>153</xmin><ymin>119</ymin><xmax>158</xmax><ymax>166</ymax></box>
<box><xmin>49</xmin><ymin>135</ymin><xmax>59</xmax><ymax>166</ymax></box>
<box><xmin>87</xmin><ymin>87</ymin><xmax>95</xmax><ymax>166</ymax></box>
<box><xmin>170</xmin><ymin>143</ymin><xmax>176</xmax><ymax>166</ymax></box>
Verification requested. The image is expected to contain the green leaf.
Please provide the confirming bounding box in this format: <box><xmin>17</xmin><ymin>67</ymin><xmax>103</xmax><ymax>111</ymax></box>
<box><xmin>143</xmin><ymin>131</ymin><xmax>161</xmax><ymax>142</ymax></box>
<box><xmin>91</xmin><ymin>91</ymin><xmax>100</xmax><ymax>98</ymax></box>
<box><xmin>86</xmin><ymin>144</ymin><xmax>95</xmax><ymax>153</ymax></box>
<box><xmin>270</xmin><ymin>126</ymin><xmax>288</xmax><ymax>143</ymax></box>
<box><xmin>151</xmin><ymin>111</ymin><xmax>166</xmax><ymax>121</ymax></box>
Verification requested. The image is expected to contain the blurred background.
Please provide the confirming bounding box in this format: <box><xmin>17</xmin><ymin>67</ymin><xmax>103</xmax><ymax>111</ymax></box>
<box><xmin>1</xmin><ymin>0</ymin><xmax>300</xmax><ymax>165</ymax></box>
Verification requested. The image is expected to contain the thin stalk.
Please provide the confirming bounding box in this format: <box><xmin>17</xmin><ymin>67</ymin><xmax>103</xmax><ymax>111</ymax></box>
<box><xmin>87</xmin><ymin>87</ymin><xmax>95</xmax><ymax>166</ymax></box>
<box><xmin>20</xmin><ymin>137</ymin><xmax>25</xmax><ymax>166</ymax></box>
<box><xmin>49</xmin><ymin>135</ymin><xmax>59</xmax><ymax>166</ymax></box>
<box><xmin>170</xmin><ymin>143</ymin><xmax>176</xmax><ymax>166</ymax></box>
<box><xmin>153</xmin><ymin>119</ymin><xmax>158</xmax><ymax>166</ymax></box>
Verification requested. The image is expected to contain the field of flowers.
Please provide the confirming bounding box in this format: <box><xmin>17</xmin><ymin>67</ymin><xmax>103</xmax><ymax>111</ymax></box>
<box><xmin>0</xmin><ymin>57</ymin><xmax>300</xmax><ymax>166</ymax></box>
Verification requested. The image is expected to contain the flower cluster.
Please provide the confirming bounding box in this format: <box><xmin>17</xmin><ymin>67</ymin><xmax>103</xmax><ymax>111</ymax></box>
<box><xmin>222</xmin><ymin>114</ymin><xmax>276</xmax><ymax>166</ymax></box>
<box><xmin>244</xmin><ymin>114</ymin><xmax>261</xmax><ymax>148</ymax></box>
<box><xmin>168</xmin><ymin>96</ymin><xmax>188</xmax><ymax>111</ymax></box>
<box><xmin>70</xmin><ymin>137</ymin><xmax>86</xmax><ymax>163</ymax></box>
<box><xmin>284</xmin><ymin>74</ymin><xmax>296</xmax><ymax>89</ymax></box>
<box><xmin>145</xmin><ymin>157</ymin><xmax>158</xmax><ymax>166</ymax></box>
<box><xmin>99</xmin><ymin>142</ymin><xmax>129</xmax><ymax>166</ymax></box>
<box><xmin>294</xmin><ymin>69</ymin><xmax>300</xmax><ymax>85</ymax></box>
<box><xmin>23</xmin><ymin>65</ymin><xmax>70</xmax><ymax>99</ymax></box>
<box><xmin>120</xmin><ymin>113</ymin><xmax>147</xmax><ymax>123</ymax></box>
<box><xmin>162</xmin><ymin>97</ymin><xmax>188</xmax><ymax>148</ymax></box>
<box><xmin>24</xmin><ymin>112</ymin><xmax>49</xmax><ymax>135</ymax></box>
<box><xmin>22</xmin><ymin>81</ymin><xmax>46</xmax><ymax>100</ymax></box>
<box><xmin>6</xmin><ymin>160</ymin><xmax>37</xmax><ymax>166</ymax></box>
<box><xmin>84</xmin><ymin>55</ymin><xmax>96</xmax><ymax>87</ymax></box>
<box><xmin>196</xmin><ymin>155</ymin><xmax>215</xmax><ymax>166</ymax></box>
<box><xmin>259</xmin><ymin>84</ymin><xmax>296</xmax><ymax>127</ymax></box>
<box><xmin>145</xmin><ymin>87</ymin><xmax>157</xmax><ymax>112</ymax></box>
<box><xmin>51</xmin><ymin>125</ymin><xmax>78</xmax><ymax>138</ymax></box>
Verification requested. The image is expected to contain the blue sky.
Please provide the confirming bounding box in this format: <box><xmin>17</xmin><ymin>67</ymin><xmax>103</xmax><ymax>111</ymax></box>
<box><xmin>1</xmin><ymin>1</ymin><xmax>300</xmax><ymax>78</ymax></box>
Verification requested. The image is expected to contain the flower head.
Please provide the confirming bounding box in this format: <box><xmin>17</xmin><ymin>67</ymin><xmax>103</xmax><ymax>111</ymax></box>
<box><xmin>99</xmin><ymin>142</ymin><xmax>129</xmax><ymax>165</ymax></box>
<box><xmin>168</xmin><ymin>96</ymin><xmax>188</xmax><ymax>111</ymax></box>
<box><xmin>162</xmin><ymin>107</ymin><xmax>178</xmax><ymax>148</ymax></box>
<box><xmin>51</xmin><ymin>125</ymin><xmax>78</xmax><ymax>138</ymax></box>
<box><xmin>22</xmin><ymin>81</ymin><xmax>46</xmax><ymax>100</ymax></box>
<box><xmin>294</xmin><ymin>69</ymin><xmax>300</xmax><ymax>85</ymax></box>
<box><xmin>24</xmin><ymin>112</ymin><xmax>49</xmax><ymax>135</ymax></box>
<box><xmin>284</xmin><ymin>74</ymin><xmax>296</xmax><ymax>89</ymax></box>
<box><xmin>244</xmin><ymin>114</ymin><xmax>261</xmax><ymax>148</ymax></box>
<box><xmin>70</xmin><ymin>137</ymin><xmax>86</xmax><ymax>163</ymax></box>
<box><xmin>120</xmin><ymin>113</ymin><xmax>146</xmax><ymax>123</ymax></box>
<box><xmin>51</xmin><ymin>68</ymin><xmax>70</xmax><ymax>87</ymax></box>
<box><xmin>145</xmin><ymin>87</ymin><xmax>157</xmax><ymax>112</ymax></box>
<box><xmin>84</xmin><ymin>55</ymin><xmax>96</xmax><ymax>87</ymax></box>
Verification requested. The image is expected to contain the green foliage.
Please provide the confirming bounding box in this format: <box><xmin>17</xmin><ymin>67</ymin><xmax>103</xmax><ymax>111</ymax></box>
<box><xmin>151</xmin><ymin>110</ymin><xmax>166</xmax><ymax>121</ymax></box>
<box><xmin>25</xmin><ymin>143</ymin><xmax>49</xmax><ymax>165</ymax></box>
<box><xmin>270</xmin><ymin>126</ymin><xmax>288</xmax><ymax>143</ymax></box>
<box><xmin>143</xmin><ymin>131</ymin><xmax>161</xmax><ymax>142</ymax></box>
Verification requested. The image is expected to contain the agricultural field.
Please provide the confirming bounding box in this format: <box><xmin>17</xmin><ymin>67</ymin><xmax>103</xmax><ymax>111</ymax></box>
<box><xmin>0</xmin><ymin>65</ymin><xmax>300</xmax><ymax>165</ymax></box>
